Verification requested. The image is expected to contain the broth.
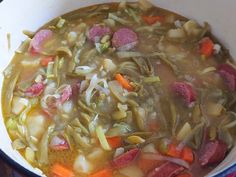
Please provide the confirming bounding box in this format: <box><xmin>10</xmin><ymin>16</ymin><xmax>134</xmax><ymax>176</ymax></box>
<box><xmin>2</xmin><ymin>1</ymin><xmax>236</xmax><ymax>177</ymax></box>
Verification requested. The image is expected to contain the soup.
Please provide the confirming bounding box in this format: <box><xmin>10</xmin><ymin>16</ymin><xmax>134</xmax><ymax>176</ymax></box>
<box><xmin>2</xmin><ymin>1</ymin><xmax>236</xmax><ymax>177</ymax></box>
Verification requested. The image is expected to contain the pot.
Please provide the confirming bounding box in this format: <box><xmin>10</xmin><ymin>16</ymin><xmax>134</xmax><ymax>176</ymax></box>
<box><xmin>0</xmin><ymin>0</ymin><xmax>236</xmax><ymax>176</ymax></box>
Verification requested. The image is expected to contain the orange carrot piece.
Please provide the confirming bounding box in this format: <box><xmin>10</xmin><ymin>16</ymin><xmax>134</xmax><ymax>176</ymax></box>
<box><xmin>51</xmin><ymin>163</ymin><xmax>75</xmax><ymax>177</ymax></box>
<box><xmin>115</xmin><ymin>73</ymin><xmax>133</xmax><ymax>91</ymax></box>
<box><xmin>142</xmin><ymin>16</ymin><xmax>164</xmax><ymax>25</ymax></box>
<box><xmin>181</xmin><ymin>147</ymin><xmax>194</xmax><ymax>163</ymax></box>
<box><xmin>166</xmin><ymin>143</ymin><xmax>194</xmax><ymax>163</ymax></box>
<box><xmin>40</xmin><ymin>56</ymin><xmax>54</xmax><ymax>67</ymax></box>
<box><xmin>166</xmin><ymin>143</ymin><xmax>181</xmax><ymax>158</ymax></box>
<box><xmin>89</xmin><ymin>168</ymin><xmax>113</xmax><ymax>177</ymax></box>
<box><xmin>200</xmin><ymin>37</ymin><xmax>214</xmax><ymax>57</ymax></box>
<box><xmin>106</xmin><ymin>136</ymin><xmax>122</xmax><ymax>149</ymax></box>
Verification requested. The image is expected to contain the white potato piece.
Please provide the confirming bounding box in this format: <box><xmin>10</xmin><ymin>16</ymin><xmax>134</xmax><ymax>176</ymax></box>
<box><xmin>142</xmin><ymin>143</ymin><xmax>158</xmax><ymax>153</ymax></box>
<box><xmin>73</xmin><ymin>154</ymin><xmax>93</xmax><ymax>174</ymax></box>
<box><xmin>11</xmin><ymin>97</ymin><xmax>29</xmax><ymax>115</ymax></box>
<box><xmin>87</xmin><ymin>147</ymin><xmax>104</xmax><ymax>161</ymax></box>
<box><xmin>119</xmin><ymin>165</ymin><xmax>144</xmax><ymax>177</ymax></box>
<box><xmin>26</xmin><ymin>111</ymin><xmax>47</xmax><ymax>139</ymax></box>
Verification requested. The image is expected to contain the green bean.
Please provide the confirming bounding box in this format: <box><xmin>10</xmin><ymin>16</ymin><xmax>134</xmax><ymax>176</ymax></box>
<box><xmin>38</xmin><ymin>125</ymin><xmax>54</xmax><ymax>165</ymax></box>
<box><xmin>71</xmin><ymin>118</ymin><xmax>89</xmax><ymax>135</ymax></box>
<box><xmin>108</xmin><ymin>13</ymin><xmax>131</xmax><ymax>25</ymax></box>
<box><xmin>126</xmin><ymin>99</ymin><xmax>139</xmax><ymax>107</ymax></box>
<box><xmin>46</xmin><ymin>62</ymin><xmax>55</xmax><ymax>79</ymax></box>
<box><xmin>143</xmin><ymin>76</ymin><xmax>160</xmax><ymax>83</ymax></box>
<box><xmin>132</xmin><ymin>107</ymin><xmax>145</xmax><ymax>131</ymax></box>
<box><xmin>169</xmin><ymin>101</ymin><xmax>177</xmax><ymax>136</ymax></box>
<box><xmin>78</xmin><ymin>100</ymin><xmax>96</xmax><ymax>114</ymax></box>
<box><xmin>67</xmin><ymin>126</ymin><xmax>91</xmax><ymax>149</ymax></box>
<box><xmin>3</xmin><ymin>69</ymin><xmax>21</xmax><ymax>117</ymax></box>
<box><xmin>80</xmin><ymin>112</ymin><xmax>92</xmax><ymax>127</ymax></box>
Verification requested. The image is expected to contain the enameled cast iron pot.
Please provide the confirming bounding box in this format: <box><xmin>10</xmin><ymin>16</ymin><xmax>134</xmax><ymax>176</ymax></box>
<box><xmin>0</xmin><ymin>0</ymin><xmax>236</xmax><ymax>176</ymax></box>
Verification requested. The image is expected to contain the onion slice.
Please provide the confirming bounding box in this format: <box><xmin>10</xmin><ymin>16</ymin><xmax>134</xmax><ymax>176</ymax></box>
<box><xmin>142</xmin><ymin>153</ymin><xmax>190</xmax><ymax>169</ymax></box>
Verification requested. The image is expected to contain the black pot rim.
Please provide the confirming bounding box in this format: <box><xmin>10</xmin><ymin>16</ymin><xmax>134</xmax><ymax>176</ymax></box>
<box><xmin>0</xmin><ymin>149</ymin><xmax>41</xmax><ymax>177</ymax></box>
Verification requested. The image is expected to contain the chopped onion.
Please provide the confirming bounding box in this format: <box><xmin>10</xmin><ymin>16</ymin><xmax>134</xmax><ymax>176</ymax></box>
<box><xmin>85</xmin><ymin>74</ymin><xmax>109</xmax><ymax>105</ymax></box>
<box><xmin>174</xmin><ymin>20</ymin><xmax>182</xmax><ymax>28</ymax></box>
<box><xmin>143</xmin><ymin>153</ymin><xmax>190</xmax><ymax>169</ymax></box>
<box><xmin>114</xmin><ymin>147</ymin><xmax>125</xmax><ymax>158</ymax></box>
<box><xmin>85</xmin><ymin>74</ymin><xmax>99</xmax><ymax>105</ymax></box>
<box><xmin>213</xmin><ymin>44</ymin><xmax>221</xmax><ymax>54</ymax></box>
<box><xmin>74</xmin><ymin>66</ymin><xmax>94</xmax><ymax>76</ymax></box>
<box><xmin>95</xmin><ymin>85</ymin><xmax>110</xmax><ymax>95</ymax></box>
<box><xmin>41</xmin><ymin>94</ymin><xmax>60</xmax><ymax>109</ymax></box>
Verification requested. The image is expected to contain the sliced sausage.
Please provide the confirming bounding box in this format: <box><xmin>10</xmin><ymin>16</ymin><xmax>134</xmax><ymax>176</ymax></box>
<box><xmin>112</xmin><ymin>148</ymin><xmax>140</xmax><ymax>169</ymax></box>
<box><xmin>199</xmin><ymin>139</ymin><xmax>228</xmax><ymax>167</ymax></box>
<box><xmin>147</xmin><ymin>162</ymin><xmax>185</xmax><ymax>177</ymax></box>
<box><xmin>30</xmin><ymin>29</ymin><xmax>53</xmax><ymax>54</ymax></box>
<box><xmin>172</xmin><ymin>82</ymin><xmax>196</xmax><ymax>106</ymax></box>
<box><xmin>218</xmin><ymin>64</ymin><xmax>236</xmax><ymax>91</ymax></box>
<box><xmin>60</xmin><ymin>85</ymin><xmax>72</xmax><ymax>104</ymax></box>
<box><xmin>112</xmin><ymin>28</ymin><xmax>138</xmax><ymax>51</ymax></box>
<box><xmin>25</xmin><ymin>82</ymin><xmax>45</xmax><ymax>97</ymax></box>
<box><xmin>88</xmin><ymin>24</ymin><xmax>111</xmax><ymax>43</ymax></box>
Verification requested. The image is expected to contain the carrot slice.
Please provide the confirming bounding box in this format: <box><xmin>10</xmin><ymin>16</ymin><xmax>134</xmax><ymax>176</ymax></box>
<box><xmin>51</xmin><ymin>163</ymin><xmax>75</xmax><ymax>177</ymax></box>
<box><xmin>166</xmin><ymin>143</ymin><xmax>181</xmax><ymax>158</ymax></box>
<box><xmin>89</xmin><ymin>168</ymin><xmax>113</xmax><ymax>177</ymax></box>
<box><xmin>115</xmin><ymin>73</ymin><xmax>133</xmax><ymax>91</ymax></box>
<box><xmin>40</xmin><ymin>56</ymin><xmax>54</xmax><ymax>67</ymax></box>
<box><xmin>142</xmin><ymin>16</ymin><xmax>164</xmax><ymax>25</ymax></box>
<box><xmin>181</xmin><ymin>147</ymin><xmax>194</xmax><ymax>163</ymax></box>
<box><xmin>166</xmin><ymin>143</ymin><xmax>194</xmax><ymax>163</ymax></box>
<box><xmin>106</xmin><ymin>136</ymin><xmax>122</xmax><ymax>149</ymax></box>
<box><xmin>200</xmin><ymin>37</ymin><xmax>214</xmax><ymax>57</ymax></box>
